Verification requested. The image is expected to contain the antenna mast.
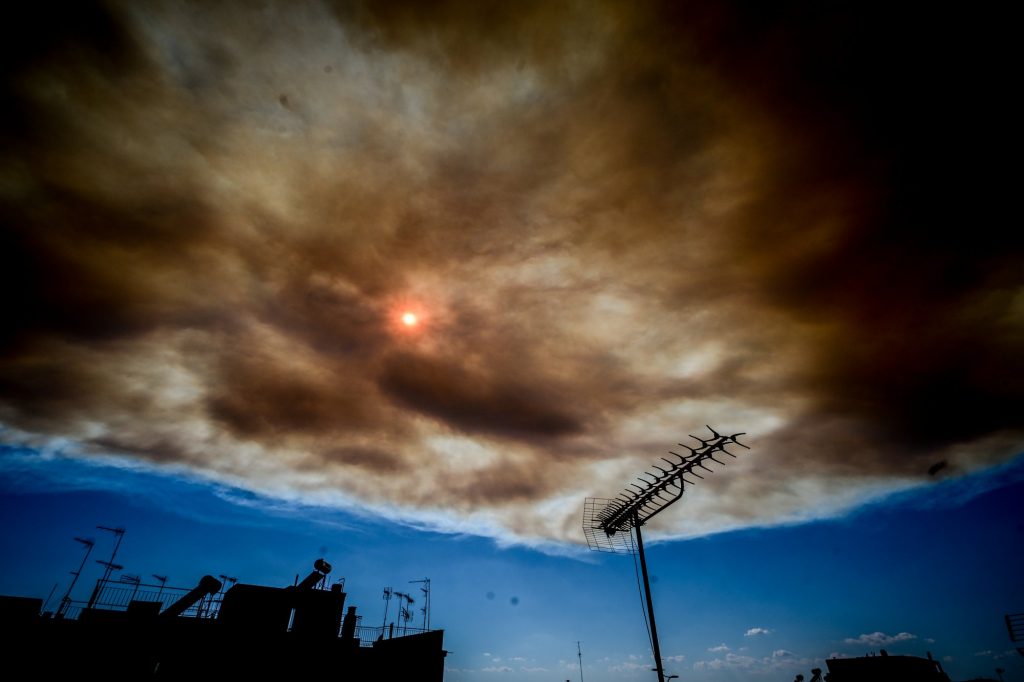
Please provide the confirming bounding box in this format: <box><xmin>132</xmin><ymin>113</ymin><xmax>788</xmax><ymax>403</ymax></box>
<box><xmin>56</xmin><ymin>536</ymin><xmax>94</xmax><ymax>616</ymax></box>
<box><xmin>382</xmin><ymin>587</ymin><xmax>393</xmax><ymax>635</ymax></box>
<box><xmin>582</xmin><ymin>426</ymin><xmax>749</xmax><ymax>682</ymax></box>
<box><xmin>577</xmin><ymin>641</ymin><xmax>584</xmax><ymax>682</ymax></box>
<box><xmin>86</xmin><ymin>526</ymin><xmax>125</xmax><ymax>610</ymax></box>
<box><xmin>410</xmin><ymin>578</ymin><xmax>431</xmax><ymax>630</ymax></box>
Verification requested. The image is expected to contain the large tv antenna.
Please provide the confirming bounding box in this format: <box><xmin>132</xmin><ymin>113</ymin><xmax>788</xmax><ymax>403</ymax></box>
<box><xmin>582</xmin><ymin>426</ymin><xmax>748</xmax><ymax>682</ymax></box>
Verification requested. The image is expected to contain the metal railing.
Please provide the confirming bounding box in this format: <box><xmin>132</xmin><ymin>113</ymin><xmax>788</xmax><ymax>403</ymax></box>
<box><xmin>353</xmin><ymin>624</ymin><xmax>431</xmax><ymax>647</ymax></box>
<box><xmin>58</xmin><ymin>578</ymin><xmax>437</xmax><ymax>646</ymax></box>
<box><xmin>58</xmin><ymin>578</ymin><xmax>225</xmax><ymax>620</ymax></box>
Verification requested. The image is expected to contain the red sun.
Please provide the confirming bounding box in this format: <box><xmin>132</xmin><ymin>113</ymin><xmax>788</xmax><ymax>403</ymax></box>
<box><xmin>401</xmin><ymin>312</ymin><xmax>418</xmax><ymax>327</ymax></box>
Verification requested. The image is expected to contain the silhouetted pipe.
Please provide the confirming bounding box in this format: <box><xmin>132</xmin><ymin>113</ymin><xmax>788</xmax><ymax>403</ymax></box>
<box><xmin>160</xmin><ymin>575</ymin><xmax>222</xmax><ymax>619</ymax></box>
<box><xmin>295</xmin><ymin>558</ymin><xmax>332</xmax><ymax>591</ymax></box>
<box><xmin>340</xmin><ymin>606</ymin><xmax>357</xmax><ymax>640</ymax></box>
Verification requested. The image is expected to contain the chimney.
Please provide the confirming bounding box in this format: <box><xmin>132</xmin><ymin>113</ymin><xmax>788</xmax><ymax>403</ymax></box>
<box><xmin>340</xmin><ymin>606</ymin><xmax>358</xmax><ymax>640</ymax></box>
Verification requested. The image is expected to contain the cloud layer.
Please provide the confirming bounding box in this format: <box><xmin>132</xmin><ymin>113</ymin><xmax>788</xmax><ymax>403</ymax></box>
<box><xmin>1</xmin><ymin>1</ymin><xmax>1021</xmax><ymax>544</ymax></box>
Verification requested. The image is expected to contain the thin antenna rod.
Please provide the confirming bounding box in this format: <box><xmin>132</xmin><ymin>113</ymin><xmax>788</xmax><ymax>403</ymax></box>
<box><xmin>577</xmin><ymin>641</ymin><xmax>584</xmax><ymax>682</ymax></box>
<box><xmin>634</xmin><ymin>518</ymin><xmax>665</xmax><ymax>682</ymax></box>
<box><xmin>411</xmin><ymin>578</ymin><xmax>431</xmax><ymax>631</ymax></box>
<box><xmin>40</xmin><ymin>582</ymin><xmax>58</xmax><ymax>615</ymax></box>
<box><xmin>382</xmin><ymin>587</ymin><xmax>393</xmax><ymax>635</ymax></box>
<box><xmin>86</xmin><ymin>526</ymin><xmax>125</xmax><ymax>610</ymax></box>
<box><xmin>57</xmin><ymin>536</ymin><xmax>94</xmax><ymax>616</ymax></box>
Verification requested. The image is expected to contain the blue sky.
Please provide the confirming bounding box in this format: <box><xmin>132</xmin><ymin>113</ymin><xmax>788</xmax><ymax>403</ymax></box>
<box><xmin>2</xmin><ymin>445</ymin><xmax>1022</xmax><ymax>682</ymax></box>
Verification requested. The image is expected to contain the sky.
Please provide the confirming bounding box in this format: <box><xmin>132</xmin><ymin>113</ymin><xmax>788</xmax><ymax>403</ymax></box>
<box><xmin>2</xmin><ymin>446</ymin><xmax>1022</xmax><ymax>681</ymax></box>
<box><xmin>0</xmin><ymin>1</ymin><xmax>1021</xmax><ymax>680</ymax></box>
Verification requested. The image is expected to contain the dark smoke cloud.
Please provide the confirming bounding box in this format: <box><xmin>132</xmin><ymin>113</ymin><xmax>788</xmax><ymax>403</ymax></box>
<box><xmin>0</xmin><ymin>0</ymin><xmax>1019</xmax><ymax>543</ymax></box>
<box><xmin>378</xmin><ymin>351</ymin><xmax>584</xmax><ymax>439</ymax></box>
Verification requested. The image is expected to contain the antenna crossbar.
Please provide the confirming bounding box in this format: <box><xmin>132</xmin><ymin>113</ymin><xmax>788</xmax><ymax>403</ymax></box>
<box><xmin>592</xmin><ymin>427</ymin><xmax>747</xmax><ymax>536</ymax></box>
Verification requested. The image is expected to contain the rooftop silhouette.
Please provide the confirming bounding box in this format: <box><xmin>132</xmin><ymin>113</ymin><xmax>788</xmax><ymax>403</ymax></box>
<box><xmin>0</xmin><ymin>548</ymin><xmax>446</xmax><ymax>681</ymax></box>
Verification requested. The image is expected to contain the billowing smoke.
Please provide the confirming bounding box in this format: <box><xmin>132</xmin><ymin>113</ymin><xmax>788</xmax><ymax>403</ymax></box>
<box><xmin>1</xmin><ymin>1</ymin><xmax>1020</xmax><ymax>544</ymax></box>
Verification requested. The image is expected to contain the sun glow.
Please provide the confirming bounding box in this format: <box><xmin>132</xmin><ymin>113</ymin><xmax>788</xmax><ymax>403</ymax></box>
<box><xmin>389</xmin><ymin>299</ymin><xmax>429</xmax><ymax>337</ymax></box>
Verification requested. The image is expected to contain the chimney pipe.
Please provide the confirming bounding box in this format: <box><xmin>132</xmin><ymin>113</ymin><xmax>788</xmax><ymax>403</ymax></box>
<box><xmin>160</xmin><ymin>575</ymin><xmax>222</xmax><ymax>619</ymax></box>
<box><xmin>340</xmin><ymin>606</ymin><xmax>357</xmax><ymax>640</ymax></box>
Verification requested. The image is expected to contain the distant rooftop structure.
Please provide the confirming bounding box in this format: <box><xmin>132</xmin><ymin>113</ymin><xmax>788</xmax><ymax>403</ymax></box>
<box><xmin>826</xmin><ymin>650</ymin><xmax>950</xmax><ymax>682</ymax></box>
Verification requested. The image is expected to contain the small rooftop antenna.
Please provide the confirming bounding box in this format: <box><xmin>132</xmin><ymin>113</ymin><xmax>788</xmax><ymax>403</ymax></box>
<box><xmin>394</xmin><ymin>591</ymin><xmax>415</xmax><ymax>635</ymax></box>
<box><xmin>120</xmin><ymin>573</ymin><xmax>141</xmax><ymax>602</ymax></box>
<box><xmin>381</xmin><ymin>587</ymin><xmax>393</xmax><ymax>634</ymax></box>
<box><xmin>582</xmin><ymin>426</ymin><xmax>749</xmax><ymax>682</ymax></box>
<box><xmin>57</xmin><ymin>536</ymin><xmax>94</xmax><ymax>616</ymax></box>
<box><xmin>217</xmin><ymin>575</ymin><xmax>238</xmax><ymax>597</ymax></box>
<box><xmin>86</xmin><ymin>526</ymin><xmax>125</xmax><ymax>610</ymax></box>
<box><xmin>410</xmin><ymin>578</ymin><xmax>431</xmax><ymax>630</ymax></box>
<box><xmin>151</xmin><ymin>575</ymin><xmax>168</xmax><ymax>598</ymax></box>
<box><xmin>577</xmin><ymin>641</ymin><xmax>584</xmax><ymax>682</ymax></box>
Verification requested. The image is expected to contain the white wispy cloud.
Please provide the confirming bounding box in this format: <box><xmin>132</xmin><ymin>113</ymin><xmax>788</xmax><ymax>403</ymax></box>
<box><xmin>693</xmin><ymin>652</ymin><xmax>817</xmax><ymax>673</ymax></box>
<box><xmin>844</xmin><ymin>631</ymin><xmax>917</xmax><ymax>646</ymax></box>
<box><xmin>745</xmin><ymin>627</ymin><xmax>773</xmax><ymax>637</ymax></box>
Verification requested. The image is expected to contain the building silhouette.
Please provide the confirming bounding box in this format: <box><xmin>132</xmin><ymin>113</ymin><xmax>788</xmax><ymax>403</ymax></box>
<box><xmin>0</xmin><ymin>557</ymin><xmax>446</xmax><ymax>681</ymax></box>
<box><xmin>824</xmin><ymin>649</ymin><xmax>950</xmax><ymax>682</ymax></box>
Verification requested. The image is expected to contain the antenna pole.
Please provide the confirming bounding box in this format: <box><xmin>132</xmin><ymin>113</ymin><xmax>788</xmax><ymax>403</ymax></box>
<box><xmin>86</xmin><ymin>526</ymin><xmax>125</xmax><ymax>610</ymax></box>
<box><xmin>57</xmin><ymin>537</ymin><xmax>94</xmax><ymax>616</ymax></box>
<box><xmin>411</xmin><ymin>578</ymin><xmax>431</xmax><ymax>630</ymax></box>
<box><xmin>634</xmin><ymin>518</ymin><xmax>665</xmax><ymax>682</ymax></box>
<box><xmin>577</xmin><ymin>641</ymin><xmax>584</xmax><ymax>682</ymax></box>
<box><xmin>41</xmin><ymin>582</ymin><xmax>58</xmax><ymax>615</ymax></box>
<box><xmin>382</xmin><ymin>587</ymin><xmax>392</xmax><ymax>635</ymax></box>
